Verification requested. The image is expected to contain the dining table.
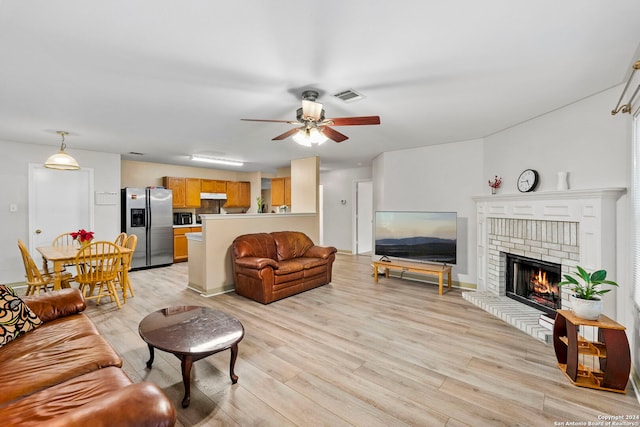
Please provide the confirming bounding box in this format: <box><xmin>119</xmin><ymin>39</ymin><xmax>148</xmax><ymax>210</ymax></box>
<box><xmin>36</xmin><ymin>244</ymin><xmax>133</xmax><ymax>294</ymax></box>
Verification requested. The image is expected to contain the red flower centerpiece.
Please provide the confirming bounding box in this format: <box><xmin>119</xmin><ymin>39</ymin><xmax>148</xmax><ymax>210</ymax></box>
<box><xmin>488</xmin><ymin>176</ymin><xmax>502</xmax><ymax>194</ymax></box>
<box><xmin>71</xmin><ymin>229</ymin><xmax>94</xmax><ymax>248</ymax></box>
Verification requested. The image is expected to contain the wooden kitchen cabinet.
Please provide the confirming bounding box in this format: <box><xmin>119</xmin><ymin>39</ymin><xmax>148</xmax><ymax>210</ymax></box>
<box><xmin>163</xmin><ymin>177</ymin><xmax>201</xmax><ymax>208</ymax></box>
<box><xmin>185</xmin><ymin>178</ymin><xmax>201</xmax><ymax>208</ymax></box>
<box><xmin>224</xmin><ymin>181</ymin><xmax>251</xmax><ymax>208</ymax></box>
<box><xmin>201</xmin><ymin>179</ymin><xmax>227</xmax><ymax>193</ymax></box>
<box><xmin>163</xmin><ymin>177</ymin><xmax>186</xmax><ymax>208</ymax></box>
<box><xmin>173</xmin><ymin>226</ymin><xmax>202</xmax><ymax>262</ymax></box>
<box><xmin>271</xmin><ymin>177</ymin><xmax>291</xmax><ymax>207</ymax></box>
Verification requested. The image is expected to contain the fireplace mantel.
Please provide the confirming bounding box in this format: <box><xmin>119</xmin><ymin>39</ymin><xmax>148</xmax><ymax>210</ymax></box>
<box><xmin>474</xmin><ymin>188</ymin><xmax>626</xmax><ymax>309</ymax></box>
<box><xmin>473</xmin><ymin>188</ymin><xmax>626</xmax><ymax>221</ymax></box>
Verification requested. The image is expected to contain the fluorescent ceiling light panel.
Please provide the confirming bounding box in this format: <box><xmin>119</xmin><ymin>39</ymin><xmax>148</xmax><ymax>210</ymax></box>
<box><xmin>191</xmin><ymin>155</ymin><xmax>243</xmax><ymax>166</ymax></box>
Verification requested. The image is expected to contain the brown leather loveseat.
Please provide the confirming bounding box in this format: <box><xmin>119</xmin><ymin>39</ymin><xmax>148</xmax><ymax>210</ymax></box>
<box><xmin>0</xmin><ymin>287</ymin><xmax>176</xmax><ymax>426</ymax></box>
<box><xmin>232</xmin><ymin>231</ymin><xmax>337</xmax><ymax>304</ymax></box>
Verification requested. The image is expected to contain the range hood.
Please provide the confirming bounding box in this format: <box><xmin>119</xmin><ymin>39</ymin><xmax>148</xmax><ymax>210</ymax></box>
<box><xmin>200</xmin><ymin>192</ymin><xmax>227</xmax><ymax>200</ymax></box>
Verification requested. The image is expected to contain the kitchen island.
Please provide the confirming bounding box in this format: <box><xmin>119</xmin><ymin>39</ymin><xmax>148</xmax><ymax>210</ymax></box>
<box><xmin>186</xmin><ymin>213</ymin><xmax>319</xmax><ymax>296</ymax></box>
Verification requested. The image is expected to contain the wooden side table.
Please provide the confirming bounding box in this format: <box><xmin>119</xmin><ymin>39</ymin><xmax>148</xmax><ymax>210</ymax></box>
<box><xmin>553</xmin><ymin>309</ymin><xmax>630</xmax><ymax>393</ymax></box>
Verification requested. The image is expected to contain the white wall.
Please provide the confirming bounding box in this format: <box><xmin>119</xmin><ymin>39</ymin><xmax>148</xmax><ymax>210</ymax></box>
<box><xmin>483</xmin><ymin>86</ymin><xmax>629</xmax><ymax>193</ymax></box>
<box><xmin>320</xmin><ymin>166</ymin><xmax>372</xmax><ymax>252</ymax></box>
<box><xmin>372</xmin><ymin>139</ymin><xmax>485</xmax><ymax>286</ymax></box>
<box><xmin>1</xmin><ymin>140</ymin><xmax>120</xmax><ymax>282</ymax></box>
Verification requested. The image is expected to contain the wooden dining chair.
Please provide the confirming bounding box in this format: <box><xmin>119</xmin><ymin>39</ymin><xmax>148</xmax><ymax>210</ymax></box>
<box><xmin>51</xmin><ymin>232</ymin><xmax>82</xmax><ymax>272</ymax></box>
<box><xmin>52</xmin><ymin>232</ymin><xmax>81</xmax><ymax>248</ymax></box>
<box><xmin>17</xmin><ymin>240</ymin><xmax>72</xmax><ymax>295</ymax></box>
<box><xmin>115</xmin><ymin>234</ymin><xmax>137</xmax><ymax>302</ymax></box>
<box><xmin>75</xmin><ymin>241</ymin><xmax>122</xmax><ymax>309</ymax></box>
<box><xmin>114</xmin><ymin>232</ymin><xmax>127</xmax><ymax>247</ymax></box>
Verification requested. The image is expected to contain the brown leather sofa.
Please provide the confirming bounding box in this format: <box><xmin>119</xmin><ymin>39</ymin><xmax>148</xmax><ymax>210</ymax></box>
<box><xmin>0</xmin><ymin>288</ymin><xmax>176</xmax><ymax>426</ymax></box>
<box><xmin>232</xmin><ymin>231</ymin><xmax>337</xmax><ymax>304</ymax></box>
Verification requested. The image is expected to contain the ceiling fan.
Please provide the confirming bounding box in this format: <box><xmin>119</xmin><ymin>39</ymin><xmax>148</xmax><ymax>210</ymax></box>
<box><xmin>241</xmin><ymin>90</ymin><xmax>380</xmax><ymax>145</ymax></box>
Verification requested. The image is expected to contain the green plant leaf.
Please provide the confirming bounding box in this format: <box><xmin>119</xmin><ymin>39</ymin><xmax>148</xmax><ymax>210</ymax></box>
<box><xmin>576</xmin><ymin>266</ymin><xmax>590</xmax><ymax>282</ymax></box>
<box><xmin>559</xmin><ymin>275</ymin><xmax>579</xmax><ymax>286</ymax></box>
<box><xmin>591</xmin><ymin>270</ymin><xmax>607</xmax><ymax>282</ymax></box>
<box><xmin>600</xmin><ymin>280</ymin><xmax>619</xmax><ymax>287</ymax></box>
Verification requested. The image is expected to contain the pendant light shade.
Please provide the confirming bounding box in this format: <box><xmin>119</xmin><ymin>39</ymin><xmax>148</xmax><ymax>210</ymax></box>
<box><xmin>44</xmin><ymin>131</ymin><xmax>80</xmax><ymax>170</ymax></box>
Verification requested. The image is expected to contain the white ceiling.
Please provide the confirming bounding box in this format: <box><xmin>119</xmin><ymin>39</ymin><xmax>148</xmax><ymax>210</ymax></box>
<box><xmin>1</xmin><ymin>1</ymin><xmax>639</xmax><ymax>172</ymax></box>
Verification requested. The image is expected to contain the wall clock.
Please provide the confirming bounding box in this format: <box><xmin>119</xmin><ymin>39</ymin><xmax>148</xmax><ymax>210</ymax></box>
<box><xmin>517</xmin><ymin>169</ymin><xmax>539</xmax><ymax>192</ymax></box>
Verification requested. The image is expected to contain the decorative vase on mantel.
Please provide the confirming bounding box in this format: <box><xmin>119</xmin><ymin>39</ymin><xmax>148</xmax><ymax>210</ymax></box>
<box><xmin>491</xmin><ymin>187</ymin><xmax>497</xmax><ymax>195</ymax></box>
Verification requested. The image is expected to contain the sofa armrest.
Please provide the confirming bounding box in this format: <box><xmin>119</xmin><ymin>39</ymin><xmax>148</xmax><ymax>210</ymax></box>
<box><xmin>304</xmin><ymin>245</ymin><xmax>338</xmax><ymax>259</ymax></box>
<box><xmin>235</xmin><ymin>256</ymin><xmax>278</xmax><ymax>270</ymax></box>
<box><xmin>45</xmin><ymin>382</ymin><xmax>176</xmax><ymax>427</ymax></box>
<box><xmin>22</xmin><ymin>288</ymin><xmax>86</xmax><ymax>323</ymax></box>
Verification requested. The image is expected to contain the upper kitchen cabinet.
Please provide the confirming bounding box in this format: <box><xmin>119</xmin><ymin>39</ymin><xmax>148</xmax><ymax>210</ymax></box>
<box><xmin>162</xmin><ymin>177</ymin><xmax>201</xmax><ymax>208</ymax></box>
<box><xmin>224</xmin><ymin>181</ymin><xmax>251</xmax><ymax>208</ymax></box>
<box><xmin>201</xmin><ymin>179</ymin><xmax>227</xmax><ymax>193</ymax></box>
<box><xmin>271</xmin><ymin>177</ymin><xmax>291</xmax><ymax>207</ymax></box>
<box><xmin>163</xmin><ymin>177</ymin><xmax>186</xmax><ymax>207</ymax></box>
<box><xmin>185</xmin><ymin>178</ymin><xmax>201</xmax><ymax>208</ymax></box>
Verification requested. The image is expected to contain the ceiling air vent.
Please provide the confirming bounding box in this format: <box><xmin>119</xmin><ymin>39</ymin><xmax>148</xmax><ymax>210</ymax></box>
<box><xmin>333</xmin><ymin>89</ymin><xmax>364</xmax><ymax>103</ymax></box>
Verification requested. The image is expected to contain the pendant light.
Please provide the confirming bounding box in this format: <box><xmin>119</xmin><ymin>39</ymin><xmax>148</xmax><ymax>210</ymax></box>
<box><xmin>44</xmin><ymin>131</ymin><xmax>80</xmax><ymax>170</ymax></box>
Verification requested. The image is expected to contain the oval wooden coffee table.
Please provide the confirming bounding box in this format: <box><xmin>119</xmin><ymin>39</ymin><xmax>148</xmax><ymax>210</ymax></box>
<box><xmin>138</xmin><ymin>306</ymin><xmax>244</xmax><ymax>408</ymax></box>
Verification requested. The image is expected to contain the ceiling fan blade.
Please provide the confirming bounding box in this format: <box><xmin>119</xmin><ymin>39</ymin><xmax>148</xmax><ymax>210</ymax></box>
<box><xmin>321</xmin><ymin>126</ymin><xmax>349</xmax><ymax>143</ymax></box>
<box><xmin>325</xmin><ymin>116</ymin><xmax>381</xmax><ymax>126</ymax></box>
<box><xmin>302</xmin><ymin>100</ymin><xmax>323</xmax><ymax>121</ymax></box>
<box><xmin>272</xmin><ymin>128</ymin><xmax>301</xmax><ymax>141</ymax></box>
<box><xmin>241</xmin><ymin>118</ymin><xmax>298</xmax><ymax>124</ymax></box>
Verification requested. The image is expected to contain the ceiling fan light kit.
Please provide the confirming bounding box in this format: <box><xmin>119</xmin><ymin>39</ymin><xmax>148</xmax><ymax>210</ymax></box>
<box><xmin>44</xmin><ymin>131</ymin><xmax>81</xmax><ymax>170</ymax></box>
<box><xmin>241</xmin><ymin>90</ymin><xmax>381</xmax><ymax>145</ymax></box>
<box><xmin>191</xmin><ymin>155</ymin><xmax>243</xmax><ymax>167</ymax></box>
<box><xmin>293</xmin><ymin>127</ymin><xmax>328</xmax><ymax>147</ymax></box>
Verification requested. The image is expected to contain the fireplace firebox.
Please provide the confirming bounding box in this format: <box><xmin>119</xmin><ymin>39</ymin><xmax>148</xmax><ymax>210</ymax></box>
<box><xmin>505</xmin><ymin>253</ymin><xmax>561</xmax><ymax>316</ymax></box>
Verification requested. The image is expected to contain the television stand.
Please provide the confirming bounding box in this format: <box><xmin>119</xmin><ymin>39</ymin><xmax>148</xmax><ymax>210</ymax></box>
<box><xmin>372</xmin><ymin>260</ymin><xmax>452</xmax><ymax>295</ymax></box>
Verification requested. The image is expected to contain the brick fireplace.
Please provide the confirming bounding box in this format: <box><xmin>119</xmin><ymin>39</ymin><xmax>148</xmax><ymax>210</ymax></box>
<box><xmin>465</xmin><ymin>188</ymin><xmax>625</xmax><ymax>341</ymax></box>
<box><xmin>487</xmin><ymin>217</ymin><xmax>579</xmax><ymax>312</ymax></box>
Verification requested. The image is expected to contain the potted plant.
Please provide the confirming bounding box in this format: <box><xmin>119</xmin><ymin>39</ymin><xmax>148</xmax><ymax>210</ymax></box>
<box><xmin>256</xmin><ymin>196</ymin><xmax>264</xmax><ymax>213</ymax></box>
<box><xmin>558</xmin><ymin>266</ymin><xmax>618</xmax><ymax>320</ymax></box>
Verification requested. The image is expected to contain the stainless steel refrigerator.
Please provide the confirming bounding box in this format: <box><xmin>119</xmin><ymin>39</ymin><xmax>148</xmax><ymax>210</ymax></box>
<box><xmin>121</xmin><ymin>187</ymin><xmax>173</xmax><ymax>269</ymax></box>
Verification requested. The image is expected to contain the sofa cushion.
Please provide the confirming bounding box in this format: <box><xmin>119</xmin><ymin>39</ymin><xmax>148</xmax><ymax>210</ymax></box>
<box><xmin>233</xmin><ymin>233</ymin><xmax>277</xmax><ymax>259</ymax></box>
<box><xmin>0</xmin><ymin>313</ymin><xmax>99</xmax><ymax>364</ymax></box>
<box><xmin>271</xmin><ymin>231</ymin><xmax>314</xmax><ymax>261</ymax></box>
<box><xmin>274</xmin><ymin>259</ymin><xmax>305</xmax><ymax>275</ymax></box>
<box><xmin>0</xmin><ymin>285</ymin><xmax>42</xmax><ymax>347</ymax></box>
<box><xmin>0</xmin><ymin>367</ymin><xmax>132</xmax><ymax>422</ymax></box>
<box><xmin>0</xmin><ymin>334</ymin><xmax>122</xmax><ymax>405</ymax></box>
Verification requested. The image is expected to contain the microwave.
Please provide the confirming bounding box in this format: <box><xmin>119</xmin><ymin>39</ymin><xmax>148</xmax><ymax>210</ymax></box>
<box><xmin>173</xmin><ymin>212</ymin><xmax>193</xmax><ymax>225</ymax></box>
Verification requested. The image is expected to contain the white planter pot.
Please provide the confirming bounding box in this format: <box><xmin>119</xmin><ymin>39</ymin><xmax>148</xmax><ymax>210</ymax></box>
<box><xmin>569</xmin><ymin>294</ymin><xmax>603</xmax><ymax>320</ymax></box>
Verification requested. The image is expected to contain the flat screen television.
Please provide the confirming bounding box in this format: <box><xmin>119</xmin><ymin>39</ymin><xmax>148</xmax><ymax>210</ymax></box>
<box><xmin>375</xmin><ymin>211</ymin><xmax>457</xmax><ymax>264</ymax></box>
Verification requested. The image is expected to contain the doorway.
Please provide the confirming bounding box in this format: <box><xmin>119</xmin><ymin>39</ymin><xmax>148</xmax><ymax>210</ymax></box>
<box><xmin>28</xmin><ymin>164</ymin><xmax>94</xmax><ymax>252</ymax></box>
<box><xmin>354</xmin><ymin>180</ymin><xmax>373</xmax><ymax>254</ymax></box>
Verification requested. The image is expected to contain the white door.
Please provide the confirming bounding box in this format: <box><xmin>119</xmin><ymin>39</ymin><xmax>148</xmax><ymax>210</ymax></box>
<box><xmin>28</xmin><ymin>164</ymin><xmax>94</xmax><ymax>252</ymax></box>
<box><xmin>355</xmin><ymin>180</ymin><xmax>373</xmax><ymax>254</ymax></box>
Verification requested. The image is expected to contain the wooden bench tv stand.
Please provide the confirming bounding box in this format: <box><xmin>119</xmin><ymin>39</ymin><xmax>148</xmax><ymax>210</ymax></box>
<box><xmin>372</xmin><ymin>259</ymin><xmax>452</xmax><ymax>295</ymax></box>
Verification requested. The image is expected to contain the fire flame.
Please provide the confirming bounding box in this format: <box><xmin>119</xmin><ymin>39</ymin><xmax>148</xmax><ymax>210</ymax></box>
<box><xmin>532</xmin><ymin>269</ymin><xmax>552</xmax><ymax>294</ymax></box>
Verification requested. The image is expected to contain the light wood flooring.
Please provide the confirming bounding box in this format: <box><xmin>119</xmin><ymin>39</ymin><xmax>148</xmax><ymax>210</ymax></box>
<box><xmin>81</xmin><ymin>254</ymin><xmax>639</xmax><ymax>426</ymax></box>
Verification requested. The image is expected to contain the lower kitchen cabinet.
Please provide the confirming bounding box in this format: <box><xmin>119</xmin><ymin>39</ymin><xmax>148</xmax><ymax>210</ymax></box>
<box><xmin>173</xmin><ymin>226</ymin><xmax>202</xmax><ymax>262</ymax></box>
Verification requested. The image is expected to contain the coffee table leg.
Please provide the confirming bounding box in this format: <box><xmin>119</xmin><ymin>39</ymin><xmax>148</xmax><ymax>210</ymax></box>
<box><xmin>230</xmin><ymin>343</ymin><xmax>239</xmax><ymax>384</ymax></box>
<box><xmin>145</xmin><ymin>344</ymin><xmax>155</xmax><ymax>368</ymax></box>
<box><xmin>181</xmin><ymin>355</ymin><xmax>194</xmax><ymax>408</ymax></box>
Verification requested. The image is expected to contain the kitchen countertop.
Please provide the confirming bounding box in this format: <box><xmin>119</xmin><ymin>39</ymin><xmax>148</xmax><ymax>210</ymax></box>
<box><xmin>173</xmin><ymin>224</ymin><xmax>202</xmax><ymax>228</ymax></box>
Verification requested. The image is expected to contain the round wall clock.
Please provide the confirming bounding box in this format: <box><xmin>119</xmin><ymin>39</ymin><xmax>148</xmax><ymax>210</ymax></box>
<box><xmin>517</xmin><ymin>169</ymin><xmax>539</xmax><ymax>192</ymax></box>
